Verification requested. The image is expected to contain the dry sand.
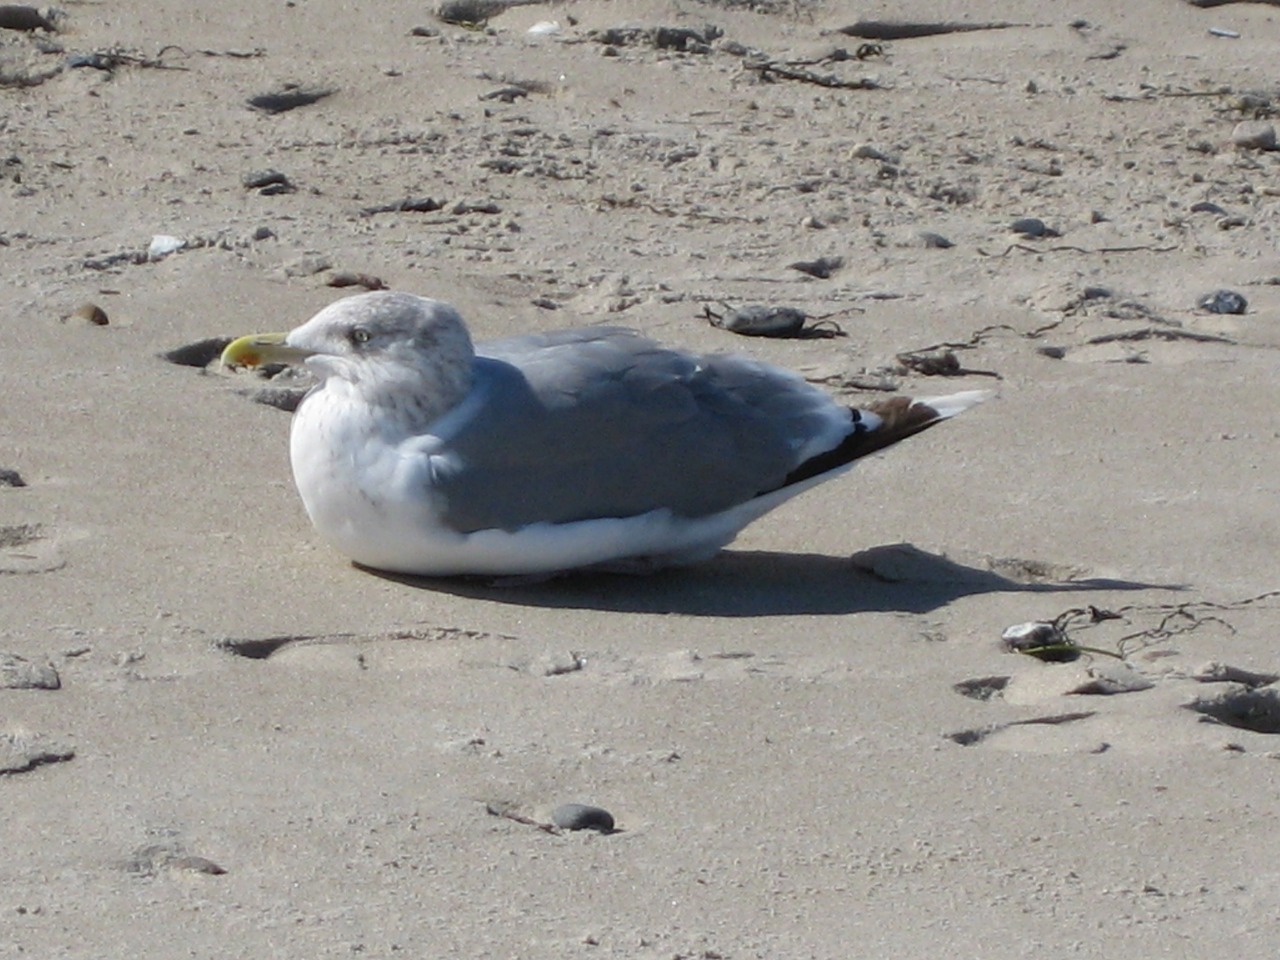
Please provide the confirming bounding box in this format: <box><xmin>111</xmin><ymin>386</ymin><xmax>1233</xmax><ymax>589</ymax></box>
<box><xmin>3</xmin><ymin>0</ymin><xmax>1280</xmax><ymax>956</ymax></box>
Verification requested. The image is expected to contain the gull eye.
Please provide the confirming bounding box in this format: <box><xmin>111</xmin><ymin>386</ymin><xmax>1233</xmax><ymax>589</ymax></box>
<box><xmin>350</xmin><ymin>327</ymin><xmax>371</xmax><ymax>345</ymax></box>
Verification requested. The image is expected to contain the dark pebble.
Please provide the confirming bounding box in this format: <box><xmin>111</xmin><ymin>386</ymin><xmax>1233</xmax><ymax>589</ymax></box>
<box><xmin>1010</xmin><ymin>217</ymin><xmax>1052</xmax><ymax>238</ymax></box>
<box><xmin>711</xmin><ymin>304</ymin><xmax>807</xmax><ymax>337</ymax></box>
<box><xmin>787</xmin><ymin>255</ymin><xmax>844</xmax><ymax>279</ymax></box>
<box><xmin>918</xmin><ymin>231</ymin><xmax>953</xmax><ymax>249</ymax></box>
<box><xmin>242</xmin><ymin>168</ymin><xmax>292</xmax><ymax>190</ymax></box>
<box><xmin>0</xmin><ymin>5</ymin><xmax>54</xmax><ymax>31</ymax></box>
<box><xmin>551</xmin><ymin>803</ymin><xmax>615</xmax><ymax>833</ymax></box>
<box><xmin>1197</xmin><ymin>290</ymin><xmax>1247</xmax><ymax>315</ymax></box>
<box><xmin>247</xmin><ymin>87</ymin><xmax>335</xmax><ymax>114</ymax></box>
<box><xmin>0</xmin><ymin>468</ymin><xmax>26</xmax><ymax>487</ymax></box>
<box><xmin>1037</xmin><ymin>345</ymin><xmax>1067</xmax><ymax>359</ymax></box>
<box><xmin>1189</xmin><ymin>201</ymin><xmax>1228</xmax><ymax>215</ymax></box>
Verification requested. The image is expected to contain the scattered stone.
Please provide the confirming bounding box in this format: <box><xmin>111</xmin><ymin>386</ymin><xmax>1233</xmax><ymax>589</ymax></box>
<box><xmin>450</xmin><ymin>199</ymin><xmax>502</xmax><ymax>215</ymax></box>
<box><xmin>480</xmin><ymin>86</ymin><xmax>528</xmax><ymax>103</ymax></box>
<box><xmin>1010</xmin><ymin>216</ymin><xmax>1056</xmax><ymax>238</ymax></box>
<box><xmin>409</xmin><ymin>25</ymin><xmax>440</xmax><ymax>38</ymax></box>
<box><xmin>1037</xmin><ymin>345</ymin><xmax>1068</xmax><ymax>359</ymax></box>
<box><xmin>69</xmin><ymin>302</ymin><xmax>108</xmax><ymax>325</ymax></box>
<box><xmin>707</xmin><ymin>304</ymin><xmax>805</xmax><ymax>337</ymax></box>
<box><xmin>242</xmin><ymin>169</ymin><xmax>294</xmax><ymax>194</ymax></box>
<box><xmin>1230</xmin><ymin>120</ymin><xmax>1276</xmax><ymax>151</ymax></box>
<box><xmin>1197</xmin><ymin>289</ymin><xmax>1247</xmax><ymax>314</ymax></box>
<box><xmin>147</xmin><ymin>234</ymin><xmax>184</xmax><ymax>261</ymax></box>
<box><xmin>0</xmin><ymin>731</ymin><xmax>74</xmax><ymax>774</ymax></box>
<box><xmin>588</xmin><ymin>24</ymin><xmax>721</xmax><ymax>54</ymax></box>
<box><xmin>327</xmin><ymin>271</ymin><xmax>387</xmax><ymax>291</ymax></box>
<box><xmin>0</xmin><ymin>5</ymin><xmax>54</xmax><ymax>32</ymax></box>
<box><xmin>0</xmin><ymin>468</ymin><xmax>25</xmax><ymax>487</ymax></box>
<box><xmin>787</xmin><ymin>255</ymin><xmax>843</xmax><ymax>279</ymax></box>
<box><xmin>1189</xmin><ymin>200</ymin><xmax>1228</xmax><ymax>215</ymax></box>
<box><xmin>551</xmin><ymin>803</ymin><xmax>615</xmax><ymax>833</ymax></box>
<box><xmin>361</xmin><ymin>196</ymin><xmax>444</xmax><ymax>216</ymax></box>
<box><xmin>252</xmin><ymin>225</ymin><xmax>276</xmax><ymax>241</ymax></box>
<box><xmin>436</xmin><ymin>0</ymin><xmax>523</xmax><ymax>26</ymax></box>
<box><xmin>850</xmin><ymin>143</ymin><xmax>897</xmax><ymax>163</ymax></box>
<box><xmin>918</xmin><ymin>231</ymin><xmax>954</xmax><ymax>249</ymax></box>
<box><xmin>0</xmin><ymin>653</ymin><xmax>60</xmax><ymax>690</ymax></box>
<box><xmin>703</xmin><ymin>303</ymin><xmax>846</xmax><ymax>339</ymax></box>
<box><xmin>160</xmin><ymin>337</ymin><xmax>234</xmax><ymax>368</ymax></box>
<box><xmin>247</xmin><ymin>86</ymin><xmax>335</xmax><ymax>115</ymax></box>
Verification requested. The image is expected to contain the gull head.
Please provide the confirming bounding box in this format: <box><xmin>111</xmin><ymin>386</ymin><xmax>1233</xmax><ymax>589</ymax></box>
<box><xmin>221</xmin><ymin>292</ymin><xmax>477</xmax><ymax>421</ymax></box>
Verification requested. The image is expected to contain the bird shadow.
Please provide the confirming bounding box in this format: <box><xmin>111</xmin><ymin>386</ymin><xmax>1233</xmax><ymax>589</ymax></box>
<box><xmin>362</xmin><ymin>542</ymin><xmax>1183</xmax><ymax>618</ymax></box>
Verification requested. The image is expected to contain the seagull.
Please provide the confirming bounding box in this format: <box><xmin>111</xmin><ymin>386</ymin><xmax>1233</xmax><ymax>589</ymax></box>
<box><xmin>221</xmin><ymin>291</ymin><xmax>988</xmax><ymax>577</ymax></box>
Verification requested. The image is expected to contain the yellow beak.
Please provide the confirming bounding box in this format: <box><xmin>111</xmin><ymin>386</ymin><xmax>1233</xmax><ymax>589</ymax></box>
<box><xmin>220</xmin><ymin>333</ymin><xmax>312</xmax><ymax>369</ymax></box>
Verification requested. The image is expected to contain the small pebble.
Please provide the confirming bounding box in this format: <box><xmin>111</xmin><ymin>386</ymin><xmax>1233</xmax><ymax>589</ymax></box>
<box><xmin>1037</xmin><ymin>345</ymin><xmax>1067</xmax><ymax>359</ymax></box>
<box><xmin>327</xmin><ymin>271</ymin><xmax>387</xmax><ymax>291</ymax></box>
<box><xmin>918</xmin><ymin>231</ymin><xmax>953</xmax><ymax>249</ymax></box>
<box><xmin>1010</xmin><ymin>217</ymin><xmax>1052</xmax><ymax>238</ymax></box>
<box><xmin>551</xmin><ymin>803</ymin><xmax>615</xmax><ymax>833</ymax></box>
<box><xmin>1189</xmin><ymin>201</ymin><xmax>1228</xmax><ymax>215</ymax></box>
<box><xmin>0</xmin><ymin>5</ymin><xmax>53</xmax><ymax>31</ymax></box>
<box><xmin>850</xmin><ymin>143</ymin><xmax>895</xmax><ymax>163</ymax></box>
<box><xmin>709</xmin><ymin>304</ymin><xmax>807</xmax><ymax>338</ymax></box>
<box><xmin>1197</xmin><ymin>290</ymin><xmax>1247</xmax><ymax>314</ymax></box>
<box><xmin>787</xmin><ymin>255</ymin><xmax>843</xmax><ymax>279</ymax></box>
<box><xmin>0</xmin><ymin>468</ymin><xmax>26</xmax><ymax>487</ymax></box>
<box><xmin>242</xmin><ymin>169</ymin><xmax>294</xmax><ymax>195</ymax></box>
<box><xmin>1230</xmin><ymin>121</ymin><xmax>1276</xmax><ymax>151</ymax></box>
<box><xmin>247</xmin><ymin>87</ymin><xmax>335</xmax><ymax>115</ymax></box>
<box><xmin>70</xmin><ymin>302</ymin><xmax>109</xmax><ymax>325</ymax></box>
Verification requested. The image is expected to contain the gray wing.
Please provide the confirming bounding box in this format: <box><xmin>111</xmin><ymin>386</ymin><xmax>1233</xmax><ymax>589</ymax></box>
<box><xmin>423</xmin><ymin>327</ymin><xmax>851</xmax><ymax>533</ymax></box>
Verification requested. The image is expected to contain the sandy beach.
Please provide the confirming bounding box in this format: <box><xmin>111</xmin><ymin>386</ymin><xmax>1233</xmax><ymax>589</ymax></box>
<box><xmin>4</xmin><ymin>0</ymin><xmax>1280</xmax><ymax>956</ymax></box>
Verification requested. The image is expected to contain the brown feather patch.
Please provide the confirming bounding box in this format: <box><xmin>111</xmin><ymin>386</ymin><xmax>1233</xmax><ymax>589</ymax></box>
<box><xmin>780</xmin><ymin>397</ymin><xmax>945</xmax><ymax>488</ymax></box>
